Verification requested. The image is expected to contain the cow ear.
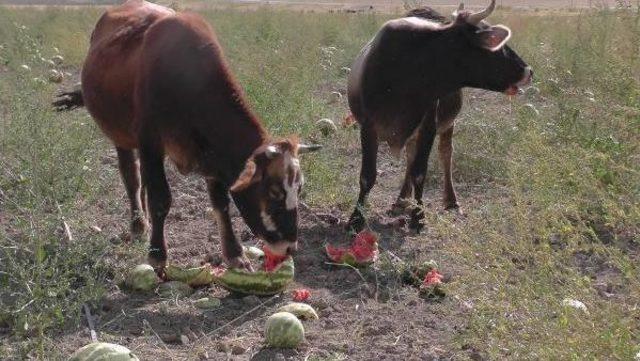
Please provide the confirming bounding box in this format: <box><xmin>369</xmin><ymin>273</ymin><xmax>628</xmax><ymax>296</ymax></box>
<box><xmin>230</xmin><ymin>159</ymin><xmax>261</xmax><ymax>192</ymax></box>
<box><xmin>476</xmin><ymin>25</ymin><xmax>511</xmax><ymax>52</ymax></box>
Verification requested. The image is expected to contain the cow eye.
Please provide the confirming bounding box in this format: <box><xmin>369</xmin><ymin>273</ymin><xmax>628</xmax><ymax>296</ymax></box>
<box><xmin>268</xmin><ymin>186</ymin><xmax>284</xmax><ymax>200</ymax></box>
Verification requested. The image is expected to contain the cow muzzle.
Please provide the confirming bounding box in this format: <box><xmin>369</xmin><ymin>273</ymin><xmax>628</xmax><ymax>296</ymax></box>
<box><xmin>263</xmin><ymin>240</ymin><xmax>299</xmax><ymax>257</ymax></box>
<box><xmin>505</xmin><ymin>66</ymin><xmax>533</xmax><ymax>96</ymax></box>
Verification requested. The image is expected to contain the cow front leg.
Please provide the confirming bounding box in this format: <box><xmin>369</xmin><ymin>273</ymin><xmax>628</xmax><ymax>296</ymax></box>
<box><xmin>438</xmin><ymin>126</ymin><xmax>460</xmax><ymax>212</ymax></box>
<box><xmin>348</xmin><ymin>123</ymin><xmax>378</xmax><ymax>233</ymax></box>
<box><xmin>407</xmin><ymin>106</ymin><xmax>438</xmax><ymax>233</ymax></box>
<box><xmin>206</xmin><ymin>179</ymin><xmax>252</xmax><ymax>271</ymax></box>
<box><xmin>139</xmin><ymin>142</ymin><xmax>171</xmax><ymax>274</ymax></box>
<box><xmin>116</xmin><ymin>147</ymin><xmax>149</xmax><ymax>241</ymax></box>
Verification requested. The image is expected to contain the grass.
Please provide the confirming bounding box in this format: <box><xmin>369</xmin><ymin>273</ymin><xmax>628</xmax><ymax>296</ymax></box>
<box><xmin>0</xmin><ymin>4</ymin><xmax>639</xmax><ymax>360</ymax></box>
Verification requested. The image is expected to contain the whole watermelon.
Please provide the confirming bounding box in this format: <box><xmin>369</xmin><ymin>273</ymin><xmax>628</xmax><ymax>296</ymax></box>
<box><xmin>264</xmin><ymin>312</ymin><xmax>304</xmax><ymax>348</ymax></box>
<box><xmin>68</xmin><ymin>342</ymin><xmax>139</xmax><ymax>361</ymax></box>
<box><xmin>125</xmin><ymin>264</ymin><xmax>158</xmax><ymax>292</ymax></box>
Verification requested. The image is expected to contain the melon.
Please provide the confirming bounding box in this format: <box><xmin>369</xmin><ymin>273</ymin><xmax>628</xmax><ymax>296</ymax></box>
<box><xmin>277</xmin><ymin>303</ymin><xmax>318</xmax><ymax>320</ymax></box>
<box><xmin>124</xmin><ymin>264</ymin><xmax>158</xmax><ymax>292</ymax></box>
<box><xmin>164</xmin><ymin>258</ymin><xmax>294</xmax><ymax>295</ymax></box>
<box><xmin>214</xmin><ymin>258</ymin><xmax>294</xmax><ymax>295</ymax></box>
<box><xmin>194</xmin><ymin>297</ymin><xmax>222</xmax><ymax>309</ymax></box>
<box><xmin>316</xmin><ymin>118</ymin><xmax>338</xmax><ymax>136</ymax></box>
<box><xmin>264</xmin><ymin>312</ymin><xmax>304</xmax><ymax>348</ymax></box>
<box><xmin>68</xmin><ymin>342</ymin><xmax>139</xmax><ymax>361</ymax></box>
<box><xmin>325</xmin><ymin>230</ymin><xmax>379</xmax><ymax>266</ymax></box>
<box><xmin>401</xmin><ymin>259</ymin><xmax>438</xmax><ymax>287</ymax></box>
<box><xmin>164</xmin><ymin>264</ymin><xmax>215</xmax><ymax>287</ymax></box>
<box><xmin>48</xmin><ymin>69</ymin><xmax>63</xmax><ymax>83</ymax></box>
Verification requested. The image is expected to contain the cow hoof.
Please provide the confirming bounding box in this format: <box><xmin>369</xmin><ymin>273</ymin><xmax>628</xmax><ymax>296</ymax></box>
<box><xmin>409</xmin><ymin>207</ymin><xmax>425</xmax><ymax>233</ymax></box>
<box><xmin>148</xmin><ymin>250</ymin><xmax>167</xmax><ymax>276</ymax></box>
<box><xmin>148</xmin><ymin>259</ymin><xmax>167</xmax><ymax>279</ymax></box>
<box><xmin>347</xmin><ymin>210</ymin><xmax>366</xmax><ymax>234</ymax></box>
<box><xmin>389</xmin><ymin>198</ymin><xmax>412</xmax><ymax>216</ymax></box>
<box><xmin>445</xmin><ymin>203</ymin><xmax>464</xmax><ymax>216</ymax></box>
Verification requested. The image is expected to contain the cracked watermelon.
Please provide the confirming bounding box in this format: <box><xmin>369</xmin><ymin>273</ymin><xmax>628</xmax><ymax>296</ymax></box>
<box><xmin>325</xmin><ymin>230</ymin><xmax>379</xmax><ymax>266</ymax></box>
<box><xmin>164</xmin><ymin>256</ymin><xmax>294</xmax><ymax>296</ymax></box>
<box><xmin>264</xmin><ymin>312</ymin><xmax>305</xmax><ymax>348</ymax></box>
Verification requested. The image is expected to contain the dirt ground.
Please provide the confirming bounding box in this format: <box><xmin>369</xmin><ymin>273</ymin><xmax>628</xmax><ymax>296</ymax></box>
<box><xmin>49</xmin><ymin>134</ymin><xmax>490</xmax><ymax>360</ymax></box>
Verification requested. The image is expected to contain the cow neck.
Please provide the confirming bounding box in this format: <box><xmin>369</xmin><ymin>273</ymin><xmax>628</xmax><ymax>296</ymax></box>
<box><xmin>220</xmin><ymin>95</ymin><xmax>268</xmax><ymax>185</ymax></box>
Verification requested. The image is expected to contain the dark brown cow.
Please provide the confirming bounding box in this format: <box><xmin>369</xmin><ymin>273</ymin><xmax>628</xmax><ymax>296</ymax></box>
<box><xmin>346</xmin><ymin>1</ymin><xmax>532</xmax><ymax>232</ymax></box>
<box><xmin>54</xmin><ymin>0</ymin><xmax>319</xmax><ymax>272</ymax></box>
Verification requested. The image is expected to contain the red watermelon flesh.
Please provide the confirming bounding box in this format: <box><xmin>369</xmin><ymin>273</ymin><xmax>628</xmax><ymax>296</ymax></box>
<box><xmin>263</xmin><ymin>246</ymin><xmax>289</xmax><ymax>272</ymax></box>
<box><xmin>325</xmin><ymin>231</ymin><xmax>379</xmax><ymax>265</ymax></box>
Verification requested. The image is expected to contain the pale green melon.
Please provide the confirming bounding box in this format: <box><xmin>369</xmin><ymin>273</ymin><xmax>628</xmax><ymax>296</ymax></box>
<box><xmin>277</xmin><ymin>303</ymin><xmax>319</xmax><ymax>320</ymax></box>
<box><xmin>68</xmin><ymin>342</ymin><xmax>139</xmax><ymax>361</ymax></box>
<box><xmin>264</xmin><ymin>312</ymin><xmax>304</xmax><ymax>348</ymax></box>
<box><xmin>194</xmin><ymin>297</ymin><xmax>222</xmax><ymax>309</ymax></box>
<box><xmin>124</xmin><ymin>264</ymin><xmax>158</xmax><ymax>292</ymax></box>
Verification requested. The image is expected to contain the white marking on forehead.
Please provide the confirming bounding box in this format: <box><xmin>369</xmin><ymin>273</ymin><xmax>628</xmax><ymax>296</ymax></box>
<box><xmin>282</xmin><ymin>152</ymin><xmax>301</xmax><ymax>210</ymax></box>
<box><xmin>260</xmin><ymin>210</ymin><xmax>277</xmax><ymax>232</ymax></box>
<box><xmin>387</xmin><ymin>17</ymin><xmax>445</xmax><ymax>31</ymax></box>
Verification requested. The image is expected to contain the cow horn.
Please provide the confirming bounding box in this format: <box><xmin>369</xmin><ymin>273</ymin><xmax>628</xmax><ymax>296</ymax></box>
<box><xmin>452</xmin><ymin>2</ymin><xmax>465</xmax><ymax>18</ymax></box>
<box><xmin>298</xmin><ymin>144</ymin><xmax>323</xmax><ymax>154</ymax></box>
<box><xmin>467</xmin><ymin>0</ymin><xmax>495</xmax><ymax>25</ymax></box>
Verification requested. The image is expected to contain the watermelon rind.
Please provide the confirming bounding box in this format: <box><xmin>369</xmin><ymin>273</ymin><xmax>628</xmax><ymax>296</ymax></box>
<box><xmin>277</xmin><ymin>303</ymin><xmax>319</xmax><ymax>320</ymax></box>
<box><xmin>68</xmin><ymin>342</ymin><xmax>139</xmax><ymax>361</ymax></box>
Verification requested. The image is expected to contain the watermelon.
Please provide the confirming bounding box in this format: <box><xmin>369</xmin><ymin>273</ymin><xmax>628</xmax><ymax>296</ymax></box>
<box><xmin>264</xmin><ymin>312</ymin><xmax>305</xmax><ymax>348</ymax></box>
<box><xmin>214</xmin><ymin>258</ymin><xmax>294</xmax><ymax>295</ymax></box>
<box><xmin>325</xmin><ymin>230</ymin><xmax>379</xmax><ymax>266</ymax></box>
<box><xmin>164</xmin><ymin>258</ymin><xmax>294</xmax><ymax>296</ymax></box>
<box><xmin>124</xmin><ymin>264</ymin><xmax>158</xmax><ymax>292</ymax></box>
<box><xmin>263</xmin><ymin>246</ymin><xmax>288</xmax><ymax>272</ymax></box>
<box><xmin>164</xmin><ymin>264</ymin><xmax>216</xmax><ymax>287</ymax></box>
<box><xmin>68</xmin><ymin>342</ymin><xmax>139</xmax><ymax>361</ymax></box>
<box><xmin>401</xmin><ymin>260</ymin><xmax>439</xmax><ymax>287</ymax></box>
<box><xmin>277</xmin><ymin>303</ymin><xmax>319</xmax><ymax>320</ymax></box>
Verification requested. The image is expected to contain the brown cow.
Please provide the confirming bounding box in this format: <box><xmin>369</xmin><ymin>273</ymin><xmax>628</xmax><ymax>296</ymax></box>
<box><xmin>346</xmin><ymin>1</ymin><xmax>532</xmax><ymax>232</ymax></box>
<box><xmin>54</xmin><ymin>0</ymin><xmax>320</xmax><ymax>272</ymax></box>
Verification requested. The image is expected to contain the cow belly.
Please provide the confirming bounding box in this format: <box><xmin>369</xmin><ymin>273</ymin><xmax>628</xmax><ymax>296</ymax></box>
<box><xmin>82</xmin><ymin>53</ymin><xmax>139</xmax><ymax>149</ymax></box>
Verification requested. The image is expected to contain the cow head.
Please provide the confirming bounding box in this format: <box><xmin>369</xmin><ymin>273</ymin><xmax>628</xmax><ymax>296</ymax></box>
<box><xmin>450</xmin><ymin>0</ymin><xmax>533</xmax><ymax>94</ymax></box>
<box><xmin>230</xmin><ymin>139</ymin><xmax>321</xmax><ymax>257</ymax></box>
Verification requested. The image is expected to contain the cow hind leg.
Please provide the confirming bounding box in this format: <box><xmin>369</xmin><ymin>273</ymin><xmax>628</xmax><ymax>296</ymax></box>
<box><xmin>348</xmin><ymin>123</ymin><xmax>378</xmax><ymax>233</ymax></box>
<box><xmin>139</xmin><ymin>142</ymin><xmax>172</xmax><ymax>274</ymax></box>
<box><xmin>116</xmin><ymin>147</ymin><xmax>149</xmax><ymax>241</ymax></box>
<box><xmin>406</xmin><ymin>105</ymin><xmax>438</xmax><ymax>233</ymax></box>
<box><xmin>438</xmin><ymin>126</ymin><xmax>460</xmax><ymax>211</ymax></box>
<box><xmin>391</xmin><ymin>130</ymin><xmax>418</xmax><ymax>215</ymax></box>
<box><xmin>436</xmin><ymin>91</ymin><xmax>462</xmax><ymax>212</ymax></box>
